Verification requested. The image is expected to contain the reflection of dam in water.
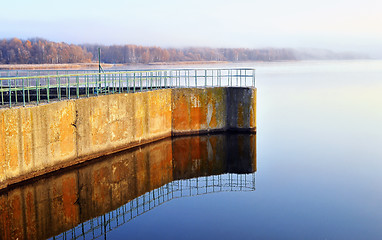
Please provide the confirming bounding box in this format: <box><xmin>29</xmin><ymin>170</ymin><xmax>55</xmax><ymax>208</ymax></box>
<box><xmin>0</xmin><ymin>133</ymin><xmax>256</xmax><ymax>240</ymax></box>
<box><xmin>53</xmin><ymin>174</ymin><xmax>255</xmax><ymax>240</ymax></box>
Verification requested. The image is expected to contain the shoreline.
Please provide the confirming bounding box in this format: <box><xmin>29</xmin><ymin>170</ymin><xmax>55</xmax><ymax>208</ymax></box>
<box><xmin>0</xmin><ymin>63</ymin><xmax>117</xmax><ymax>70</ymax></box>
<box><xmin>0</xmin><ymin>59</ymin><xmax>374</xmax><ymax>70</ymax></box>
<box><xmin>0</xmin><ymin>61</ymin><xmax>232</xmax><ymax>70</ymax></box>
<box><xmin>147</xmin><ymin>60</ymin><xmax>230</xmax><ymax>65</ymax></box>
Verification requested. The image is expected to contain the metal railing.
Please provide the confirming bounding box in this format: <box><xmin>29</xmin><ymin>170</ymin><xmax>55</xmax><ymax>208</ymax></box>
<box><xmin>50</xmin><ymin>172</ymin><xmax>255</xmax><ymax>240</ymax></box>
<box><xmin>0</xmin><ymin>68</ymin><xmax>255</xmax><ymax>108</ymax></box>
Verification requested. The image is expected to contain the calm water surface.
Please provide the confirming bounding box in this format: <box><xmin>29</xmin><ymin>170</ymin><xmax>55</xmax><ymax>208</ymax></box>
<box><xmin>2</xmin><ymin>60</ymin><xmax>382</xmax><ymax>239</ymax></box>
<box><xmin>113</xmin><ymin>60</ymin><xmax>382</xmax><ymax>239</ymax></box>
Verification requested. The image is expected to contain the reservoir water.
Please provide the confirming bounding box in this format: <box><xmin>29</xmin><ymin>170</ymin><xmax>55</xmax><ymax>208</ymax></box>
<box><xmin>1</xmin><ymin>60</ymin><xmax>382</xmax><ymax>239</ymax></box>
<box><xmin>112</xmin><ymin>60</ymin><xmax>382</xmax><ymax>239</ymax></box>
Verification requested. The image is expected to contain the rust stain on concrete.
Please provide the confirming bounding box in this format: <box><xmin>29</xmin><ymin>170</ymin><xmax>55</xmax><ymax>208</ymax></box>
<box><xmin>190</xmin><ymin>92</ymin><xmax>203</xmax><ymax>130</ymax></box>
<box><xmin>172</xmin><ymin>91</ymin><xmax>190</xmax><ymax>131</ymax></box>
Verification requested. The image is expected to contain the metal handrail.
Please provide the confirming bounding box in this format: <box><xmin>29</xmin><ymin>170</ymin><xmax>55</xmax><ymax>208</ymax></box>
<box><xmin>0</xmin><ymin>68</ymin><xmax>255</xmax><ymax>108</ymax></box>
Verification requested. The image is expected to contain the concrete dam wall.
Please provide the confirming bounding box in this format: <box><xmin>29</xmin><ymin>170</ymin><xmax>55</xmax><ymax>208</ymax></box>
<box><xmin>0</xmin><ymin>87</ymin><xmax>256</xmax><ymax>189</ymax></box>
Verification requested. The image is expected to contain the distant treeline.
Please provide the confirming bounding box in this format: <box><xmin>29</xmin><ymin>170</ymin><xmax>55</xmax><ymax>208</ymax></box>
<box><xmin>0</xmin><ymin>38</ymin><xmax>366</xmax><ymax>64</ymax></box>
<box><xmin>0</xmin><ymin>38</ymin><xmax>92</xmax><ymax>64</ymax></box>
<box><xmin>83</xmin><ymin>44</ymin><xmax>297</xmax><ymax>63</ymax></box>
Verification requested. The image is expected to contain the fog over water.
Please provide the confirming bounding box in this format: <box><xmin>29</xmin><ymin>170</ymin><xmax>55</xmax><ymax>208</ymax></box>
<box><xmin>2</xmin><ymin>0</ymin><xmax>382</xmax><ymax>57</ymax></box>
<box><xmin>110</xmin><ymin>59</ymin><xmax>382</xmax><ymax>239</ymax></box>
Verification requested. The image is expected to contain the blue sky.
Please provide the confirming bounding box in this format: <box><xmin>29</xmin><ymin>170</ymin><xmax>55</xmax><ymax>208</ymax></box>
<box><xmin>1</xmin><ymin>0</ymin><xmax>382</xmax><ymax>57</ymax></box>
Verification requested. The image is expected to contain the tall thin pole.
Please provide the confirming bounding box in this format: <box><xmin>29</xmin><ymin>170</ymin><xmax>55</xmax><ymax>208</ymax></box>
<box><xmin>98</xmin><ymin>48</ymin><xmax>102</xmax><ymax>91</ymax></box>
<box><xmin>98</xmin><ymin>48</ymin><xmax>101</xmax><ymax>73</ymax></box>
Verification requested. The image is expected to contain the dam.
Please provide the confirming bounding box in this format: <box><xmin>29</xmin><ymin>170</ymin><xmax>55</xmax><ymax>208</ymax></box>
<box><xmin>0</xmin><ymin>68</ymin><xmax>256</xmax><ymax>239</ymax></box>
<box><xmin>0</xmin><ymin>68</ymin><xmax>256</xmax><ymax>189</ymax></box>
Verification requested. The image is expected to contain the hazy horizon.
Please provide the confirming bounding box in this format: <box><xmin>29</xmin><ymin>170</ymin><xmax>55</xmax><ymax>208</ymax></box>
<box><xmin>2</xmin><ymin>0</ymin><xmax>382</xmax><ymax>58</ymax></box>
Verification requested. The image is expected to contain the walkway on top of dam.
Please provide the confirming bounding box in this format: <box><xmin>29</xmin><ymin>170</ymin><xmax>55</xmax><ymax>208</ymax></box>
<box><xmin>0</xmin><ymin>68</ymin><xmax>255</xmax><ymax>108</ymax></box>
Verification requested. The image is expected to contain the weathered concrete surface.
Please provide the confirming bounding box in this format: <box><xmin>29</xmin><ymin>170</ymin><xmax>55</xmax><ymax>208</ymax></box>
<box><xmin>0</xmin><ymin>134</ymin><xmax>256</xmax><ymax>240</ymax></box>
<box><xmin>0</xmin><ymin>87</ymin><xmax>256</xmax><ymax>189</ymax></box>
<box><xmin>172</xmin><ymin>87</ymin><xmax>256</xmax><ymax>135</ymax></box>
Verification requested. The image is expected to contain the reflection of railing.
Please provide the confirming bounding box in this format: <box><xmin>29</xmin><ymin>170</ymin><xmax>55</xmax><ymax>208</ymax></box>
<box><xmin>0</xmin><ymin>68</ymin><xmax>255</xmax><ymax>108</ymax></box>
<box><xmin>50</xmin><ymin>173</ymin><xmax>255</xmax><ymax>240</ymax></box>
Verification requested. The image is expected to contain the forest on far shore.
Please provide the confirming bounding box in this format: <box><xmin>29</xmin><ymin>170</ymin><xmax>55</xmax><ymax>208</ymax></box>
<box><xmin>0</xmin><ymin>38</ymin><xmax>366</xmax><ymax>65</ymax></box>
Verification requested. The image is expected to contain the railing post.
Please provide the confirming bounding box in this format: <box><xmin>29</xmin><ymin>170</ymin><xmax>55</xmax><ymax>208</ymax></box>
<box><xmin>218</xmin><ymin>70</ymin><xmax>221</xmax><ymax>87</ymax></box>
<box><xmin>170</xmin><ymin>71</ymin><xmax>173</xmax><ymax>88</ymax></box>
<box><xmin>27</xmin><ymin>74</ymin><xmax>30</xmax><ymax>103</ymax></box>
<box><xmin>236</xmin><ymin>70</ymin><xmax>239</xmax><ymax>87</ymax></box>
<box><xmin>104</xmin><ymin>74</ymin><xmax>107</xmax><ymax>95</ymax></box>
<box><xmin>47</xmin><ymin>77</ymin><xmax>50</xmax><ymax>103</ymax></box>
<box><xmin>212</xmin><ymin>70</ymin><xmax>214</xmax><ymax>86</ymax></box>
<box><xmin>195</xmin><ymin>70</ymin><xmax>197</xmax><ymax>87</ymax></box>
<box><xmin>126</xmin><ymin>73</ymin><xmax>129</xmax><ymax>93</ymax></box>
<box><xmin>146</xmin><ymin>72</ymin><xmax>149</xmax><ymax>91</ymax></box>
<box><xmin>178</xmin><ymin>70</ymin><xmax>180</xmax><ymax>88</ymax></box>
<box><xmin>205</xmin><ymin>70</ymin><xmax>207</xmax><ymax>87</ymax></box>
<box><xmin>159</xmin><ymin>71</ymin><xmax>161</xmax><ymax>90</ymax></box>
<box><xmin>240</xmin><ymin>69</ymin><xmax>242</xmax><ymax>87</ymax></box>
<box><xmin>57</xmin><ymin>74</ymin><xmax>61</xmax><ymax>101</ymax></box>
<box><xmin>244</xmin><ymin>69</ymin><xmax>247</xmax><ymax>87</ymax></box>
<box><xmin>86</xmin><ymin>75</ymin><xmax>90</xmax><ymax>97</ymax></box>
<box><xmin>76</xmin><ymin>76</ymin><xmax>79</xmax><ymax>98</ymax></box>
<box><xmin>67</xmin><ymin>76</ymin><xmax>70</xmax><ymax>99</ymax></box>
<box><xmin>9</xmin><ymin>78</ymin><xmax>11</xmax><ymax>108</ymax></box>
<box><xmin>150</xmin><ymin>72</ymin><xmax>153</xmax><ymax>90</ymax></box>
<box><xmin>140</xmin><ymin>72</ymin><xmax>143</xmax><ymax>92</ymax></box>
<box><xmin>111</xmin><ymin>74</ymin><xmax>114</xmax><ymax>93</ymax></box>
<box><xmin>187</xmin><ymin>70</ymin><xmax>190</xmax><ymax>87</ymax></box>
<box><xmin>114</xmin><ymin>74</ymin><xmax>117</xmax><ymax>93</ymax></box>
<box><xmin>15</xmin><ymin>72</ymin><xmax>18</xmax><ymax>105</ymax></box>
<box><xmin>229</xmin><ymin>69</ymin><xmax>232</xmax><ymax>87</ymax></box>
<box><xmin>1</xmin><ymin>78</ymin><xmax>3</xmax><ymax>105</ymax></box>
<box><xmin>252</xmin><ymin>69</ymin><xmax>255</xmax><ymax>87</ymax></box>
<box><xmin>175</xmin><ymin>71</ymin><xmax>178</xmax><ymax>88</ymax></box>
<box><xmin>164</xmin><ymin>71</ymin><xmax>166</xmax><ymax>89</ymax></box>
<box><xmin>133</xmin><ymin>72</ymin><xmax>136</xmax><ymax>92</ymax></box>
<box><xmin>37</xmin><ymin>77</ymin><xmax>40</xmax><ymax>105</ymax></box>
<box><xmin>175</xmin><ymin>70</ymin><xmax>180</xmax><ymax>88</ymax></box>
<box><xmin>119</xmin><ymin>73</ymin><xmax>122</xmax><ymax>93</ymax></box>
<box><xmin>22</xmin><ymin>77</ymin><xmax>25</xmax><ymax>107</ymax></box>
<box><xmin>95</xmin><ymin>74</ymin><xmax>99</xmax><ymax>96</ymax></box>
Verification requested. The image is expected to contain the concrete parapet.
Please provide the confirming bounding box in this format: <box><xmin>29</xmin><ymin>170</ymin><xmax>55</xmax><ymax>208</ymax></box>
<box><xmin>0</xmin><ymin>87</ymin><xmax>256</xmax><ymax>189</ymax></box>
